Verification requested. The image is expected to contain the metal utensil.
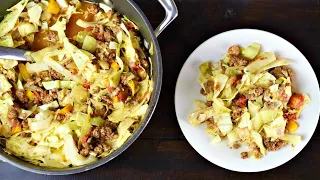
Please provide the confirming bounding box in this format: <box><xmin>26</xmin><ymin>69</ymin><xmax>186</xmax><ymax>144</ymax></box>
<box><xmin>0</xmin><ymin>46</ymin><xmax>29</xmax><ymax>61</ymax></box>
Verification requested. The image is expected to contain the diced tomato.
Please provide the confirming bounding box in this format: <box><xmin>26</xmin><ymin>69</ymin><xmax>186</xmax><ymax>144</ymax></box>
<box><xmin>288</xmin><ymin>94</ymin><xmax>304</xmax><ymax>109</ymax></box>
<box><xmin>84</xmin><ymin>26</ymin><xmax>94</xmax><ymax>31</ymax></box>
<box><xmin>117</xmin><ymin>91</ymin><xmax>128</xmax><ymax>102</ymax></box>
<box><xmin>71</xmin><ymin>69</ymin><xmax>78</xmax><ymax>75</ymax></box>
<box><xmin>233</xmin><ymin>75</ymin><xmax>242</xmax><ymax>86</ymax></box>
<box><xmin>33</xmin><ymin>91</ymin><xmax>41</xmax><ymax>99</ymax></box>
<box><xmin>107</xmin><ymin>87</ymin><xmax>115</xmax><ymax>93</ymax></box>
<box><xmin>81</xmin><ymin>135</ymin><xmax>88</xmax><ymax>144</ymax></box>
<box><xmin>83</xmin><ymin>81</ymin><xmax>91</xmax><ymax>89</ymax></box>
<box><xmin>94</xmin><ymin>32</ymin><xmax>104</xmax><ymax>41</ymax></box>
<box><xmin>235</xmin><ymin>95</ymin><xmax>247</xmax><ymax>108</ymax></box>
<box><xmin>133</xmin><ymin>65</ymin><xmax>143</xmax><ymax>71</ymax></box>
<box><xmin>215</xmin><ymin>83</ymin><xmax>221</xmax><ymax>90</ymax></box>
<box><xmin>125</xmin><ymin>22</ymin><xmax>135</xmax><ymax>31</ymax></box>
<box><xmin>283</xmin><ymin>112</ymin><xmax>297</xmax><ymax>121</ymax></box>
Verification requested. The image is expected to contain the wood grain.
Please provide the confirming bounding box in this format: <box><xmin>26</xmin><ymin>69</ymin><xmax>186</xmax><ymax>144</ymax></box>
<box><xmin>1</xmin><ymin>0</ymin><xmax>320</xmax><ymax>179</ymax></box>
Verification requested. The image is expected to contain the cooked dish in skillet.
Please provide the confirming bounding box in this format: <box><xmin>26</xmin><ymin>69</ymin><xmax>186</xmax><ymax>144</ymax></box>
<box><xmin>189</xmin><ymin>43</ymin><xmax>310</xmax><ymax>159</ymax></box>
<box><xmin>0</xmin><ymin>0</ymin><xmax>153</xmax><ymax>167</ymax></box>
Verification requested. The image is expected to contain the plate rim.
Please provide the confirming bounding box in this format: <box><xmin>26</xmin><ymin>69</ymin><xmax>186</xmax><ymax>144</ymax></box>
<box><xmin>174</xmin><ymin>28</ymin><xmax>320</xmax><ymax>172</ymax></box>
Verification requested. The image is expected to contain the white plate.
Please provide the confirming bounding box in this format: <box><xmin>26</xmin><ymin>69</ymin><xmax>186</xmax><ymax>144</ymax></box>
<box><xmin>174</xmin><ymin>29</ymin><xmax>320</xmax><ymax>172</ymax></box>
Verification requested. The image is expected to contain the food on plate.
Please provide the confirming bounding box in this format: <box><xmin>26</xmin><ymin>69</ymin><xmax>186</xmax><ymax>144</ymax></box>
<box><xmin>189</xmin><ymin>43</ymin><xmax>310</xmax><ymax>159</ymax></box>
<box><xmin>0</xmin><ymin>0</ymin><xmax>153</xmax><ymax>167</ymax></box>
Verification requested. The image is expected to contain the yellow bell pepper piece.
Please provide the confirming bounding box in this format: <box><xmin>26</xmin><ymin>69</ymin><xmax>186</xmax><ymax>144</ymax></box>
<box><xmin>112</xmin><ymin>96</ymin><xmax>118</xmax><ymax>103</ymax></box>
<box><xmin>26</xmin><ymin>90</ymin><xmax>34</xmax><ymax>101</ymax></box>
<box><xmin>12</xmin><ymin>125</ymin><xmax>22</xmax><ymax>134</ymax></box>
<box><xmin>111</xmin><ymin>62</ymin><xmax>120</xmax><ymax>70</ymax></box>
<box><xmin>18</xmin><ymin>64</ymin><xmax>31</xmax><ymax>80</ymax></box>
<box><xmin>286</xmin><ymin>121</ymin><xmax>299</xmax><ymax>133</ymax></box>
<box><xmin>48</xmin><ymin>0</ymin><xmax>60</xmax><ymax>14</ymax></box>
<box><xmin>58</xmin><ymin>104</ymin><xmax>73</xmax><ymax>115</ymax></box>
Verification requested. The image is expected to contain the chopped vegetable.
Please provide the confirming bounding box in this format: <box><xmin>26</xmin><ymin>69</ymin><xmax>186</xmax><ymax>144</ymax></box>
<box><xmin>48</xmin><ymin>0</ymin><xmax>60</xmax><ymax>14</ymax></box>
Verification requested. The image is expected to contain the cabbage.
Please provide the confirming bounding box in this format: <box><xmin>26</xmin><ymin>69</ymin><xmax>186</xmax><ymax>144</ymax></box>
<box><xmin>63</xmin><ymin>134</ymin><xmax>97</xmax><ymax>166</ymax></box>
<box><xmin>279</xmin><ymin>134</ymin><xmax>301</xmax><ymax>146</ymax></box>
<box><xmin>26</xmin><ymin>62</ymin><xmax>49</xmax><ymax>73</ymax></box>
<box><xmin>263</xmin><ymin>116</ymin><xmax>286</xmax><ymax>139</ymax></box>
<box><xmin>259</xmin><ymin>58</ymin><xmax>292</xmax><ymax>72</ymax></box>
<box><xmin>27</xmin><ymin>3</ymin><xmax>42</xmax><ymax>26</ymax></box>
<box><xmin>242</xmin><ymin>42</ymin><xmax>260</xmax><ymax>60</ymax></box>
<box><xmin>28</xmin><ymin>110</ymin><xmax>54</xmax><ymax>131</ymax></box>
<box><xmin>221</xmin><ymin>74</ymin><xmax>248</xmax><ymax>100</ymax></box>
<box><xmin>39</xmin><ymin>101</ymin><xmax>59</xmax><ymax>110</ymax></box>
<box><xmin>74</xmin><ymin>31</ymin><xmax>92</xmax><ymax>43</ymax></box>
<box><xmin>227</xmin><ymin>130</ymin><xmax>240</xmax><ymax>145</ymax></box>
<box><xmin>91</xmin><ymin>117</ymin><xmax>104</xmax><ymax>126</ymax></box>
<box><xmin>108</xmin><ymin>103</ymin><xmax>149</xmax><ymax>123</ymax></box>
<box><xmin>194</xmin><ymin>100</ymin><xmax>208</xmax><ymax>110</ymax></box>
<box><xmin>50</xmin><ymin>18</ymin><xmax>67</xmax><ymax>42</ymax></box>
<box><xmin>42</xmin><ymin>80</ymin><xmax>76</xmax><ymax>90</ymax></box>
<box><xmin>248</xmin><ymin>101</ymin><xmax>261</xmax><ymax>118</ymax></box>
<box><xmin>238</xmin><ymin>112</ymin><xmax>252</xmax><ymax>129</ymax></box>
<box><xmin>189</xmin><ymin>107</ymin><xmax>214</xmax><ymax>126</ymax></box>
<box><xmin>225</xmin><ymin>66</ymin><xmax>243</xmax><ymax>76</ymax></box>
<box><xmin>0</xmin><ymin>74</ymin><xmax>12</xmax><ymax>95</ymax></box>
<box><xmin>213</xmin><ymin>74</ymin><xmax>229</xmax><ymax>98</ymax></box>
<box><xmin>109</xmin><ymin>41</ymin><xmax>118</xmax><ymax>50</ymax></box>
<box><xmin>31</xmin><ymin>46</ymin><xmax>59</xmax><ymax>62</ymax></box>
<box><xmin>214</xmin><ymin>113</ymin><xmax>233</xmax><ymax>136</ymax></box>
<box><xmin>212</xmin><ymin>98</ymin><xmax>231</xmax><ymax>114</ymax></box>
<box><xmin>251</xmin><ymin>130</ymin><xmax>266</xmax><ymax>156</ymax></box>
<box><xmin>64</xmin><ymin>38</ymin><xmax>91</xmax><ymax>72</ymax></box>
<box><xmin>256</xmin><ymin>72</ymin><xmax>276</xmax><ymax>88</ymax></box>
<box><xmin>0</xmin><ymin>59</ymin><xmax>17</xmax><ymax>69</ymax></box>
<box><xmin>0</xmin><ymin>98</ymin><xmax>13</xmax><ymax>126</ymax></box>
<box><xmin>62</xmin><ymin>85</ymin><xmax>88</xmax><ymax>105</ymax></box>
<box><xmin>16</xmin><ymin>79</ymin><xmax>24</xmax><ymax>90</ymax></box>
<box><xmin>244</xmin><ymin>52</ymin><xmax>276</xmax><ymax>73</ymax></box>
<box><xmin>236</xmin><ymin>127</ymin><xmax>251</xmax><ymax>142</ymax></box>
<box><xmin>0</xmin><ymin>35</ymin><xmax>14</xmax><ymax>47</ymax></box>
<box><xmin>82</xmin><ymin>35</ymin><xmax>97</xmax><ymax>53</ymax></box>
<box><xmin>56</xmin><ymin>0</ymin><xmax>68</xmax><ymax>9</ymax></box>
<box><xmin>0</xmin><ymin>0</ymin><xmax>28</xmax><ymax>37</ymax></box>
<box><xmin>99</xmin><ymin>2</ymin><xmax>112</xmax><ymax>12</ymax></box>
<box><xmin>43</xmin><ymin>56</ymin><xmax>76</xmax><ymax>81</ymax></box>
<box><xmin>114</xmin><ymin>118</ymin><xmax>135</xmax><ymax>148</ymax></box>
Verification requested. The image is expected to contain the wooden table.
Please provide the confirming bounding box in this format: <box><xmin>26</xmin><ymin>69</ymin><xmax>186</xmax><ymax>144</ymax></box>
<box><xmin>1</xmin><ymin>0</ymin><xmax>320</xmax><ymax>179</ymax></box>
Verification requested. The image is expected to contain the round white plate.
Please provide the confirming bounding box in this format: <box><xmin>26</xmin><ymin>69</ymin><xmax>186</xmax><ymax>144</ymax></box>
<box><xmin>174</xmin><ymin>29</ymin><xmax>320</xmax><ymax>172</ymax></box>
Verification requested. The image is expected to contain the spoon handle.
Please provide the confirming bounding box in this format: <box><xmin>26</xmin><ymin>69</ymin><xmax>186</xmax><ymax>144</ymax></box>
<box><xmin>0</xmin><ymin>46</ymin><xmax>30</xmax><ymax>61</ymax></box>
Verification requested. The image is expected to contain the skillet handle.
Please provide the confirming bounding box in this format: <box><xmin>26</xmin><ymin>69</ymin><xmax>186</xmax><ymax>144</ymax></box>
<box><xmin>155</xmin><ymin>0</ymin><xmax>178</xmax><ymax>37</ymax></box>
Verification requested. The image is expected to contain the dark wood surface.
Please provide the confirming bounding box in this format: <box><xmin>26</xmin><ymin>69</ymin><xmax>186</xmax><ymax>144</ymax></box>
<box><xmin>1</xmin><ymin>0</ymin><xmax>320</xmax><ymax>179</ymax></box>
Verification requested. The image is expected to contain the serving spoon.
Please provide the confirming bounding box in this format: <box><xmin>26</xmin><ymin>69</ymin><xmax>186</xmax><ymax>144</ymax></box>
<box><xmin>0</xmin><ymin>46</ymin><xmax>30</xmax><ymax>61</ymax></box>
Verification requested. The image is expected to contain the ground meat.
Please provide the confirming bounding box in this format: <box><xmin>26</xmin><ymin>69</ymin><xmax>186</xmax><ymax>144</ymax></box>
<box><xmin>231</xmin><ymin>105</ymin><xmax>242</xmax><ymax>121</ymax></box>
<box><xmin>270</xmin><ymin>66</ymin><xmax>294</xmax><ymax>79</ymax></box>
<box><xmin>79</xmin><ymin>148</ymin><xmax>90</xmax><ymax>157</ymax></box>
<box><xmin>228</xmin><ymin>45</ymin><xmax>240</xmax><ymax>56</ymax></box>
<box><xmin>20</xmin><ymin>132</ymin><xmax>31</xmax><ymax>137</ymax></box>
<box><xmin>24</xmin><ymin>78</ymin><xmax>36</xmax><ymax>87</ymax></box>
<box><xmin>235</xmin><ymin>95</ymin><xmax>247</xmax><ymax>108</ymax></box>
<box><xmin>206</xmin><ymin>101</ymin><xmax>213</xmax><ymax>107</ymax></box>
<box><xmin>49</xmin><ymin>68</ymin><xmax>64</xmax><ymax>80</ymax></box>
<box><xmin>278</xmin><ymin>86</ymin><xmax>289</xmax><ymax>102</ymax></box>
<box><xmin>41</xmin><ymin>92</ymin><xmax>54</xmax><ymax>104</ymax></box>
<box><xmin>93</xmin><ymin>106</ymin><xmax>107</xmax><ymax>118</ymax></box>
<box><xmin>39</xmin><ymin>71</ymin><xmax>51</xmax><ymax>81</ymax></box>
<box><xmin>263</xmin><ymin>138</ymin><xmax>287</xmax><ymax>151</ymax></box>
<box><xmin>229</xmin><ymin>55</ymin><xmax>249</xmax><ymax>66</ymax></box>
<box><xmin>21</xmin><ymin>119</ymin><xmax>29</xmax><ymax>130</ymax></box>
<box><xmin>241</xmin><ymin>152</ymin><xmax>249</xmax><ymax>159</ymax></box>
<box><xmin>56</xmin><ymin>114</ymin><xmax>65</xmax><ymax>121</ymax></box>
<box><xmin>200</xmin><ymin>88</ymin><xmax>207</xmax><ymax>96</ymax></box>
<box><xmin>253</xmin><ymin>148</ymin><xmax>263</xmax><ymax>159</ymax></box>
<box><xmin>245</xmin><ymin>87</ymin><xmax>264</xmax><ymax>100</ymax></box>
<box><xmin>204</xmin><ymin>80</ymin><xmax>214</xmax><ymax>93</ymax></box>
<box><xmin>7</xmin><ymin>106</ymin><xmax>19</xmax><ymax>121</ymax></box>
<box><xmin>265</xmin><ymin>101</ymin><xmax>275</xmax><ymax>109</ymax></box>
<box><xmin>87</xmin><ymin>4</ymin><xmax>98</xmax><ymax>14</ymax></box>
<box><xmin>233</xmin><ymin>143</ymin><xmax>240</xmax><ymax>149</ymax></box>
<box><xmin>47</xmin><ymin>31</ymin><xmax>59</xmax><ymax>42</ymax></box>
<box><xmin>103</xmin><ymin>28</ymin><xmax>115</xmax><ymax>42</ymax></box>
<box><xmin>15</xmin><ymin>90</ymin><xmax>28</xmax><ymax>103</ymax></box>
<box><xmin>283</xmin><ymin>111</ymin><xmax>297</xmax><ymax>121</ymax></box>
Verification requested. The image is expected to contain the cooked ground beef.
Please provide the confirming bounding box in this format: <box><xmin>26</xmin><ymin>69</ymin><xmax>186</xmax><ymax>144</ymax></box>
<box><xmin>47</xmin><ymin>31</ymin><xmax>59</xmax><ymax>42</ymax></box>
<box><xmin>233</xmin><ymin>143</ymin><xmax>240</xmax><ymax>149</ymax></box>
<box><xmin>204</xmin><ymin>80</ymin><xmax>214</xmax><ymax>93</ymax></box>
<box><xmin>206</xmin><ymin>101</ymin><xmax>213</xmax><ymax>107</ymax></box>
<box><xmin>20</xmin><ymin>132</ymin><xmax>31</xmax><ymax>137</ymax></box>
<box><xmin>235</xmin><ymin>95</ymin><xmax>247</xmax><ymax>108</ymax></box>
<box><xmin>229</xmin><ymin>55</ymin><xmax>249</xmax><ymax>66</ymax></box>
<box><xmin>200</xmin><ymin>88</ymin><xmax>207</xmax><ymax>96</ymax></box>
<box><xmin>7</xmin><ymin>106</ymin><xmax>19</xmax><ymax>121</ymax></box>
<box><xmin>41</xmin><ymin>92</ymin><xmax>54</xmax><ymax>104</ymax></box>
<box><xmin>263</xmin><ymin>138</ymin><xmax>287</xmax><ymax>151</ymax></box>
<box><xmin>15</xmin><ymin>90</ymin><xmax>28</xmax><ymax>104</ymax></box>
<box><xmin>245</xmin><ymin>87</ymin><xmax>264</xmax><ymax>100</ymax></box>
<box><xmin>91</xmin><ymin>125</ymin><xmax>118</xmax><ymax>141</ymax></box>
<box><xmin>265</xmin><ymin>101</ymin><xmax>275</xmax><ymax>109</ymax></box>
<box><xmin>21</xmin><ymin>119</ymin><xmax>29</xmax><ymax>130</ymax></box>
<box><xmin>241</xmin><ymin>152</ymin><xmax>249</xmax><ymax>159</ymax></box>
<box><xmin>49</xmin><ymin>68</ymin><xmax>64</xmax><ymax>80</ymax></box>
<box><xmin>270</xmin><ymin>66</ymin><xmax>294</xmax><ymax>79</ymax></box>
<box><xmin>103</xmin><ymin>28</ymin><xmax>115</xmax><ymax>42</ymax></box>
<box><xmin>39</xmin><ymin>71</ymin><xmax>51</xmax><ymax>81</ymax></box>
<box><xmin>278</xmin><ymin>85</ymin><xmax>289</xmax><ymax>102</ymax></box>
<box><xmin>228</xmin><ymin>45</ymin><xmax>240</xmax><ymax>56</ymax></box>
<box><xmin>56</xmin><ymin>114</ymin><xmax>65</xmax><ymax>121</ymax></box>
<box><xmin>231</xmin><ymin>105</ymin><xmax>242</xmax><ymax>121</ymax></box>
<box><xmin>79</xmin><ymin>148</ymin><xmax>90</xmax><ymax>157</ymax></box>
